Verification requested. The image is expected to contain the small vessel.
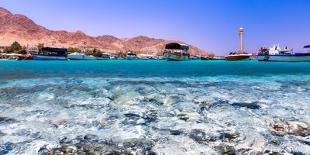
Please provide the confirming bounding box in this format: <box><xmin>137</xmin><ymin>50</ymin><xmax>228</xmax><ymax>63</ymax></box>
<box><xmin>33</xmin><ymin>47</ymin><xmax>67</xmax><ymax>60</ymax></box>
<box><xmin>258</xmin><ymin>45</ymin><xmax>310</xmax><ymax>62</ymax></box>
<box><xmin>200</xmin><ymin>57</ymin><xmax>210</xmax><ymax>60</ymax></box>
<box><xmin>225</xmin><ymin>52</ymin><xmax>252</xmax><ymax>61</ymax></box>
<box><xmin>163</xmin><ymin>43</ymin><xmax>190</xmax><ymax>61</ymax></box>
<box><xmin>126</xmin><ymin>52</ymin><xmax>138</xmax><ymax>60</ymax></box>
<box><xmin>67</xmin><ymin>52</ymin><xmax>96</xmax><ymax>60</ymax></box>
<box><xmin>96</xmin><ymin>53</ymin><xmax>111</xmax><ymax>60</ymax></box>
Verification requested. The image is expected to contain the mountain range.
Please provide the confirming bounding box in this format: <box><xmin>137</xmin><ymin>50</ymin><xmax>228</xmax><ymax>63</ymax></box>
<box><xmin>0</xmin><ymin>7</ymin><xmax>207</xmax><ymax>55</ymax></box>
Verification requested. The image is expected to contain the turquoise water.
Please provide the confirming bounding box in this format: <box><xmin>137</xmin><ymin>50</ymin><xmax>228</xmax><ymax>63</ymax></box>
<box><xmin>0</xmin><ymin>60</ymin><xmax>309</xmax><ymax>154</ymax></box>
<box><xmin>0</xmin><ymin>60</ymin><xmax>309</xmax><ymax>79</ymax></box>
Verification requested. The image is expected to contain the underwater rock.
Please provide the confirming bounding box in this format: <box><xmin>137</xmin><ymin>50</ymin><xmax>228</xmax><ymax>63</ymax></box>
<box><xmin>123</xmin><ymin>111</ymin><xmax>158</xmax><ymax>125</ymax></box>
<box><xmin>144</xmin><ymin>98</ymin><xmax>164</xmax><ymax>106</ymax></box>
<box><xmin>0</xmin><ymin>116</ymin><xmax>16</xmax><ymax>124</ymax></box>
<box><xmin>47</xmin><ymin>135</ymin><xmax>155</xmax><ymax>155</ymax></box>
<box><xmin>84</xmin><ymin>134</ymin><xmax>99</xmax><ymax>143</ymax></box>
<box><xmin>142</xmin><ymin>110</ymin><xmax>158</xmax><ymax>124</ymax></box>
<box><xmin>205</xmin><ymin>99</ymin><xmax>230</xmax><ymax>110</ymax></box>
<box><xmin>170</xmin><ymin>130</ymin><xmax>183</xmax><ymax>136</ymax></box>
<box><xmin>177</xmin><ymin>114</ymin><xmax>189</xmax><ymax>121</ymax></box>
<box><xmin>0</xmin><ymin>142</ymin><xmax>14</xmax><ymax>155</ymax></box>
<box><xmin>123</xmin><ymin>113</ymin><xmax>143</xmax><ymax>125</ymax></box>
<box><xmin>269</xmin><ymin>120</ymin><xmax>310</xmax><ymax>137</ymax></box>
<box><xmin>299</xmin><ymin>140</ymin><xmax>310</xmax><ymax>146</ymax></box>
<box><xmin>263</xmin><ymin>149</ymin><xmax>282</xmax><ymax>155</ymax></box>
<box><xmin>0</xmin><ymin>130</ymin><xmax>5</xmax><ymax>137</ymax></box>
<box><xmin>215</xmin><ymin>145</ymin><xmax>236</xmax><ymax>155</ymax></box>
<box><xmin>291</xmin><ymin>151</ymin><xmax>307</xmax><ymax>155</ymax></box>
<box><xmin>38</xmin><ymin>145</ymin><xmax>49</xmax><ymax>155</ymax></box>
<box><xmin>189</xmin><ymin>129</ymin><xmax>208</xmax><ymax>144</ymax></box>
<box><xmin>122</xmin><ymin>138</ymin><xmax>155</xmax><ymax>154</ymax></box>
<box><xmin>231</xmin><ymin>102</ymin><xmax>261</xmax><ymax>110</ymax></box>
<box><xmin>60</xmin><ymin>144</ymin><xmax>77</xmax><ymax>154</ymax></box>
<box><xmin>218</xmin><ymin>131</ymin><xmax>240</xmax><ymax>142</ymax></box>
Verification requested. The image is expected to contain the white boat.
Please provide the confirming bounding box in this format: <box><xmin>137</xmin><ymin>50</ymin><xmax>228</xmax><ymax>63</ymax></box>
<box><xmin>258</xmin><ymin>45</ymin><xmax>310</xmax><ymax>62</ymax></box>
<box><xmin>67</xmin><ymin>52</ymin><xmax>96</xmax><ymax>60</ymax></box>
<box><xmin>225</xmin><ymin>53</ymin><xmax>252</xmax><ymax>61</ymax></box>
<box><xmin>126</xmin><ymin>52</ymin><xmax>138</xmax><ymax>60</ymax></box>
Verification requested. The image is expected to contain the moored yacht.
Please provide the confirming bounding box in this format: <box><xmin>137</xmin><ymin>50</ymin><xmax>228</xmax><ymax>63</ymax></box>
<box><xmin>126</xmin><ymin>52</ymin><xmax>138</xmax><ymax>60</ymax></box>
<box><xmin>67</xmin><ymin>52</ymin><xmax>96</xmax><ymax>60</ymax></box>
<box><xmin>258</xmin><ymin>45</ymin><xmax>310</xmax><ymax>62</ymax></box>
<box><xmin>225</xmin><ymin>53</ymin><xmax>252</xmax><ymax>61</ymax></box>
<box><xmin>33</xmin><ymin>47</ymin><xmax>67</xmax><ymax>60</ymax></box>
<box><xmin>163</xmin><ymin>43</ymin><xmax>190</xmax><ymax>61</ymax></box>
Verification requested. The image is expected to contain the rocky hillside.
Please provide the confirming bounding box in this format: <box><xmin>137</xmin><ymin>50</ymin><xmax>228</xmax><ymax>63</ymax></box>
<box><xmin>0</xmin><ymin>7</ymin><xmax>207</xmax><ymax>55</ymax></box>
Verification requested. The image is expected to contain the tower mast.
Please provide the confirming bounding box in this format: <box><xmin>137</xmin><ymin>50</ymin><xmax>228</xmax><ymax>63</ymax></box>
<box><xmin>239</xmin><ymin>27</ymin><xmax>244</xmax><ymax>53</ymax></box>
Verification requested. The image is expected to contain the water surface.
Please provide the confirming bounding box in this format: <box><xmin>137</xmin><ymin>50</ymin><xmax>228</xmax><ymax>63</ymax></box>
<box><xmin>0</xmin><ymin>60</ymin><xmax>309</xmax><ymax>154</ymax></box>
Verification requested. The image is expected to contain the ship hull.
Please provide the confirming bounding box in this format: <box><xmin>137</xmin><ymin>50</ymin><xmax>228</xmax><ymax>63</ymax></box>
<box><xmin>225</xmin><ymin>54</ymin><xmax>251</xmax><ymax>61</ymax></box>
<box><xmin>164</xmin><ymin>53</ymin><xmax>189</xmax><ymax>61</ymax></box>
<box><xmin>32</xmin><ymin>55</ymin><xmax>67</xmax><ymax>60</ymax></box>
<box><xmin>258</xmin><ymin>53</ymin><xmax>310</xmax><ymax>62</ymax></box>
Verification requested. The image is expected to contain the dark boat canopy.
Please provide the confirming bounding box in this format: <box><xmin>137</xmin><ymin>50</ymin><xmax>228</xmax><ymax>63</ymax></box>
<box><xmin>39</xmin><ymin>47</ymin><xmax>68</xmax><ymax>56</ymax></box>
<box><xmin>41</xmin><ymin>47</ymin><xmax>67</xmax><ymax>54</ymax></box>
<box><xmin>42</xmin><ymin>47</ymin><xmax>67</xmax><ymax>52</ymax></box>
<box><xmin>165</xmin><ymin>43</ymin><xmax>189</xmax><ymax>51</ymax></box>
<box><xmin>304</xmin><ymin>45</ymin><xmax>310</xmax><ymax>49</ymax></box>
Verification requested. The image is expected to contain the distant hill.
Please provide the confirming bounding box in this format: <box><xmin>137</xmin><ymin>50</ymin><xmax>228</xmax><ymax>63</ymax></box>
<box><xmin>0</xmin><ymin>7</ymin><xmax>208</xmax><ymax>55</ymax></box>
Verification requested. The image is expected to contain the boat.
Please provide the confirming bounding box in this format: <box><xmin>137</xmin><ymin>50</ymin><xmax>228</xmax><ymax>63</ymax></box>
<box><xmin>225</xmin><ymin>52</ymin><xmax>252</xmax><ymax>61</ymax></box>
<box><xmin>67</xmin><ymin>52</ymin><xmax>96</xmax><ymax>60</ymax></box>
<box><xmin>126</xmin><ymin>52</ymin><xmax>138</xmax><ymax>60</ymax></box>
<box><xmin>96</xmin><ymin>53</ymin><xmax>111</xmax><ymax>60</ymax></box>
<box><xmin>33</xmin><ymin>47</ymin><xmax>67</xmax><ymax>60</ymax></box>
<box><xmin>258</xmin><ymin>45</ymin><xmax>310</xmax><ymax>62</ymax></box>
<box><xmin>163</xmin><ymin>43</ymin><xmax>190</xmax><ymax>61</ymax></box>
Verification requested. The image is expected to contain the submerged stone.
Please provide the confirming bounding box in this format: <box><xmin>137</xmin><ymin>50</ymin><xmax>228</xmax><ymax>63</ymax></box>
<box><xmin>231</xmin><ymin>102</ymin><xmax>261</xmax><ymax>110</ymax></box>
<box><xmin>0</xmin><ymin>142</ymin><xmax>14</xmax><ymax>155</ymax></box>
<box><xmin>219</xmin><ymin>131</ymin><xmax>240</xmax><ymax>141</ymax></box>
<box><xmin>0</xmin><ymin>131</ymin><xmax>5</xmax><ymax>137</ymax></box>
<box><xmin>170</xmin><ymin>130</ymin><xmax>183</xmax><ymax>136</ymax></box>
<box><xmin>177</xmin><ymin>114</ymin><xmax>189</xmax><ymax>121</ymax></box>
<box><xmin>122</xmin><ymin>138</ymin><xmax>154</xmax><ymax>154</ymax></box>
<box><xmin>215</xmin><ymin>145</ymin><xmax>236</xmax><ymax>155</ymax></box>
<box><xmin>84</xmin><ymin>134</ymin><xmax>99</xmax><ymax>143</ymax></box>
<box><xmin>291</xmin><ymin>151</ymin><xmax>307</xmax><ymax>155</ymax></box>
<box><xmin>46</xmin><ymin>135</ymin><xmax>155</xmax><ymax>155</ymax></box>
<box><xmin>189</xmin><ymin>129</ymin><xmax>208</xmax><ymax>144</ymax></box>
<box><xmin>0</xmin><ymin>116</ymin><xmax>16</xmax><ymax>124</ymax></box>
<box><xmin>269</xmin><ymin>120</ymin><xmax>310</xmax><ymax>137</ymax></box>
<box><xmin>263</xmin><ymin>149</ymin><xmax>282</xmax><ymax>155</ymax></box>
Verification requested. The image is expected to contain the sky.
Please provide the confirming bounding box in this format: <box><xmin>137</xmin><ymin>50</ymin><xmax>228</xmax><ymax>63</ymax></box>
<box><xmin>0</xmin><ymin>0</ymin><xmax>310</xmax><ymax>54</ymax></box>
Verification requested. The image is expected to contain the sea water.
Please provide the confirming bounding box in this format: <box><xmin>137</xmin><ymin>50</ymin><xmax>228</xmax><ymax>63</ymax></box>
<box><xmin>0</xmin><ymin>60</ymin><xmax>309</xmax><ymax>154</ymax></box>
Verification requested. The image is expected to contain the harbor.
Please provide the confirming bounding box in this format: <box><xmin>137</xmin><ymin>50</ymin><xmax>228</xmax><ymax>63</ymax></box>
<box><xmin>1</xmin><ymin>28</ymin><xmax>309</xmax><ymax>62</ymax></box>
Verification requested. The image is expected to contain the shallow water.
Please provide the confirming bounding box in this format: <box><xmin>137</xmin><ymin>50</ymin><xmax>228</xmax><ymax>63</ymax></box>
<box><xmin>0</xmin><ymin>60</ymin><xmax>309</xmax><ymax>154</ymax></box>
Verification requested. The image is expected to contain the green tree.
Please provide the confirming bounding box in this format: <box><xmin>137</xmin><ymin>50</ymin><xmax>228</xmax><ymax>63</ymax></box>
<box><xmin>4</xmin><ymin>47</ymin><xmax>13</xmax><ymax>53</ymax></box>
<box><xmin>68</xmin><ymin>47</ymin><xmax>80</xmax><ymax>53</ymax></box>
<box><xmin>18</xmin><ymin>49</ymin><xmax>27</xmax><ymax>55</ymax></box>
<box><xmin>37</xmin><ymin>43</ymin><xmax>44</xmax><ymax>50</ymax></box>
<box><xmin>116</xmin><ymin>52</ymin><xmax>127</xmax><ymax>58</ymax></box>
<box><xmin>10</xmin><ymin>41</ymin><xmax>22</xmax><ymax>52</ymax></box>
<box><xmin>94</xmin><ymin>51</ymin><xmax>103</xmax><ymax>57</ymax></box>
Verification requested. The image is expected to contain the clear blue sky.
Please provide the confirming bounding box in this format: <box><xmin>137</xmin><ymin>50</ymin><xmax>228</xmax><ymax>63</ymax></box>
<box><xmin>1</xmin><ymin>0</ymin><xmax>310</xmax><ymax>54</ymax></box>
